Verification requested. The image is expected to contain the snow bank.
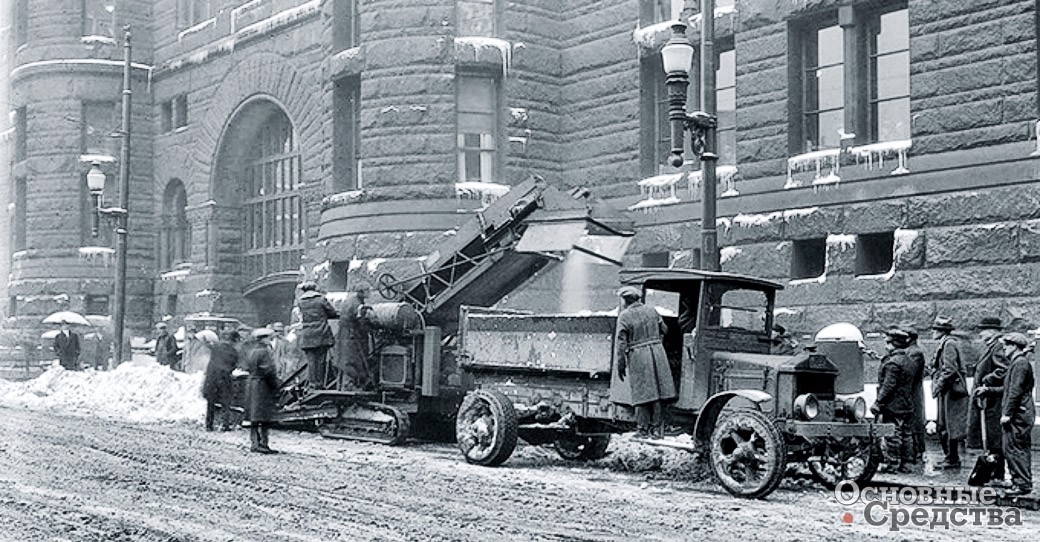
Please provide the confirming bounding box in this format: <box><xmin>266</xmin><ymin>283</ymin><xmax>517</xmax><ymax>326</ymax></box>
<box><xmin>0</xmin><ymin>363</ymin><xmax>206</xmax><ymax>425</ymax></box>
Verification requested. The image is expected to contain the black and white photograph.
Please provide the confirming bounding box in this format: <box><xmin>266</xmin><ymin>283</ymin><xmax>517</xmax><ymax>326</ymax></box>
<box><xmin>0</xmin><ymin>0</ymin><xmax>1039</xmax><ymax>540</ymax></box>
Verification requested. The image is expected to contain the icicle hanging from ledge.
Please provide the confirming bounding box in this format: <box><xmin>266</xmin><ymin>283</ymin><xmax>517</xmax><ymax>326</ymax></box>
<box><xmin>849</xmin><ymin>139</ymin><xmax>912</xmax><ymax>175</ymax></box>
<box><xmin>1032</xmin><ymin>120</ymin><xmax>1040</xmax><ymax>157</ymax></box>
<box><xmin>628</xmin><ymin>172</ymin><xmax>683</xmax><ymax>213</ymax></box>
<box><xmin>785</xmin><ymin>148</ymin><xmax>841</xmax><ymax>189</ymax></box>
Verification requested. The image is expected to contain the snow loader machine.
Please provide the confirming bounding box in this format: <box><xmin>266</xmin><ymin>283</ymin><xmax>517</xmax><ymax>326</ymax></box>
<box><xmin>271</xmin><ymin>176</ymin><xmax>633</xmax><ymax>446</ymax></box>
<box><xmin>454</xmin><ymin>268</ymin><xmax>895</xmax><ymax>499</ymax></box>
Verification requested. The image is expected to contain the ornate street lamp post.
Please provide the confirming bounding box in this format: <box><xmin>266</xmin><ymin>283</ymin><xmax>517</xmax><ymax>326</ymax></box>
<box><xmin>86</xmin><ymin>26</ymin><xmax>132</xmax><ymax>368</ymax></box>
<box><xmin>661</xmin><ymin>0</ymin><xmax>720</xmax><ymax>272</ymax></box>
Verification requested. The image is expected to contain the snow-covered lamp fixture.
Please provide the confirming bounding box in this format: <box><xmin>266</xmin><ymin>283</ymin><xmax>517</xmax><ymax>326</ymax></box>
<box><xmin>660</xmin><ymin>22</ymin><xmax>694</xmax><ymax>76</ymax></box>
<box><xmin>86</xmin><ymin>161</ymin><xmax>106</xmax><ymax>236</ymax></box>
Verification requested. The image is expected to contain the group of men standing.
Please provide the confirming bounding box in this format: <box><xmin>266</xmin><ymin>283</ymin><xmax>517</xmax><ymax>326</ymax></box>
<box><xmin>873</xmin><ymin>316</ymin><xmax>1035</xmax><ymax>496</ymax></box>
<box><xmin>297</xmin><ymin>281</ymin><xmax>374</xmax><ymax>391</ymax></box>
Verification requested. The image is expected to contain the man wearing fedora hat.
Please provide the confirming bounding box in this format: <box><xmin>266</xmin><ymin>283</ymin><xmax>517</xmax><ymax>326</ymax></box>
<box><xmin>238</xmin><ymin>327</ymin><xmax>281</xmax><ymax>454</ymax></box>
<box><xmin>968</xmin><ymin>317</ymin><xmax>1008</xmax><ymax>480</ymax></box>
<box><xmin>931</xmin><ymin>316</ymin><xmax>970</xmax><ymax>469</ymax></box>
<box><xmin>873</xmin><ymin>328</ymin><xmax>915</xmax><ymax>473</ymax></box>
<box><xmin>996</xmin><ymin>333</ymin><xmax>1034</xmax><ymax>496</ymax></box>
<box><xmin>898</xmin><ymin>322</ymin><xmax>928</xmax><ymax>464</ymax></box>
<box><xmin>614</xmin><ymin>285</ymin><xmax>676</xmax><ymax>439</ymax></box>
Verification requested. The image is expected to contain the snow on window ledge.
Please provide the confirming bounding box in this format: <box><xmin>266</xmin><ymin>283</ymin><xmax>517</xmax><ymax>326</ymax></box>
<box><xmin>81</xmin><ymin>35</ymin><xmax>117</xmax><ymax>46</ymax></box>
<box><xmin>628</xmin><ymin>172</ymin><xmax>684</xmax><ymax>213</ymax></box>
<box><xmin>160</xmin><ymin>268</ymin><xmax>190</xmax><ymax>281</ymax></box>
<box><xmin>854</xmin><ymin>267</ymin><xmax>896</xmax><ymax>281</ymax></box>
<box><xmin>456</xmin><ymin>181</ymin><xmax>510</xmax><ymax>207</ymax></box>
<box><xmin>848</xmin><ymin>139</ymin><xmax>912</xmax><ymax>175</ymax></box>
<box><xmin>454</xmin><ymin>37</ymin><xmax>514</xmax><ymax>76</ymax></box>
<box><xmin>80</xmin><ymin>154</ymin><xmax>116</xmax><ymax>163</ymax></box>
<box><xmin>719</xmin><ymin>246</ymin><xmax>742</xmax><ymax>264</ymax></box>
<box><xmin>788</xmin><ymin>273</ymin><xmax>826</xmax><ymax>286</ymax></box>
<box><xmin>786</xmin><ymin>148</ymin><xmax>841</xmax><ymax>189</ymax></box>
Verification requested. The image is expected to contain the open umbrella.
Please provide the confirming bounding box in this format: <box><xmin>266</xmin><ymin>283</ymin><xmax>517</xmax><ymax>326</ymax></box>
<box><xmin>42</xmin><ymin>310</ymin><xmax>91</xmax><ymax>326</ymax></box>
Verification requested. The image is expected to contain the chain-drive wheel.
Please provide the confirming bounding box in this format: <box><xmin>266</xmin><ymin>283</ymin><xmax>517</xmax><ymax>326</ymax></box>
<box><xmin>806</xmin><ymin>437</ymin><xmax>881</xmax><ymax>489</ymax></box>
<box><xmin>709</xmin><ymin>409</ymin><xmax>787</xmax><ymax>499</ymax></box>
<box><xmin>456</xmin><ymin>390</ymin><xmax>518</xmax><ymax>466</ymax></box>
<box><xmin>376</xmin><ymin>273</ymin><xmax>400</xmax><ymax>300</ymax></box>
<box><xmin>553</xmin><ymin>435</ymin><xmax>611</xmax><ymax>461</ymax></box>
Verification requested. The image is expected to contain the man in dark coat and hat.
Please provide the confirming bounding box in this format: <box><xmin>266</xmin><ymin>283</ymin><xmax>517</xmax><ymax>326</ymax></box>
<box><xmin>931</xmin><ymin>316</ymin><xmax>970</xmax><ymax>469</ymax></box>
<box><xmin>873</xmin><ymin>328</ymin><xmax>916</xmax><ymax>473</ymax></box>
<box><xmin>995</xmin><ymin>333</ymin><xmax>1035</xmax><ymax>496</ymax></box>
<box><xmin>201</xmin><ymin>330</ymin><xmax>238</xmax><ymax>431</ymax></box>
<box><xmin>236</xmin><ymin>328</ymin><xmax>281</xmax><ymax>454</ymax></box>
<box><xmin>53</xmin><ymin>323</ymin><xmax>81</xmax><ymax>371</ymax></box>
<box><xmin>968</xmin><ymin>316</ymin><xmax>1008</xmax><ymax>480</ymax></box>
<box><xmin>335</xmin><ymin>283</ymin><xmax>373</xmax><ymax>390</ymax></box>
<box><xmin>297</xmin><ymin>281</ymin><xmax>338</xmax><ymax>389</ymax></box>
<box><xmin>898</xmin><ymin>321</ymin><xmax>927</xmax><ymax>464</ymax></box>
<box><xmin>614</xmin><ymin>285</ymin><xmax>676</xmax><ymax>439</ymax></box>
<box><xmin>154</xmin><ymin>322</ymin><xmax>180</xmax><ymax>370</ymax></box>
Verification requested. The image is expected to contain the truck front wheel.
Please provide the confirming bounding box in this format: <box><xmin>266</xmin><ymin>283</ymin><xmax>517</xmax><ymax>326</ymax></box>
<box><xmin>806</xmin><ymin>437</ymin><xmax>881</xmax><ymax>489</ymax></box>
<box><xmin>709</xmin><ymin>409</ymin><xmax>786</xmax><ymax>499</ymax></box>
<box><xmin>456</xmin><ymin>389</ymin><xmax>518</xmax><ymax>466</ymax></box>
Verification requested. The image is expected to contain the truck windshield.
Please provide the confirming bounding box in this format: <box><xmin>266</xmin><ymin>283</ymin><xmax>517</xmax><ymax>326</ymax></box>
<box><xmin>705</xmin><ymin>283</ymin><xmax>769</xmax><ymax>335</ymax></box>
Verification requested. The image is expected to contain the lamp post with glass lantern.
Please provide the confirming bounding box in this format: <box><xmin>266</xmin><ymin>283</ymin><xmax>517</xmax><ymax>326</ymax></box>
<box><xmin>661</xmin><ymin>0</ymin><xmax>719</xmax><ymax>272</ymax></box>
<box><xmin>86</xmin><ymin>25</ymin><xmax>132</xmax><ymax>368</ymax></box>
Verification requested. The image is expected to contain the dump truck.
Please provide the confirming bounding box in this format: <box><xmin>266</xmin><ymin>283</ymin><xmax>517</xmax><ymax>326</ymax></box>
<box><xmin>271</xmin><ymin>176</ymin><xmax>633</xmax><ymax>445</ymax></box>
<box><xmin>454</xmin><ymin>267</ymin><xmax>894</xmax><ymax>499</ymax></box>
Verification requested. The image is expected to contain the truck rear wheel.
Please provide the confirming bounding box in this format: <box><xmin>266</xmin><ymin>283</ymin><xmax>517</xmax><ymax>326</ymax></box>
<box><xmin>708</xmin><ymin>409</ymin><xmax>786</xmax><ymax>499</ymax></box>
<box><xmin>455</xmin><ymin>390</ymin><xmax>518</xmax><ymax>466</ymax></box>
<box><xmin>806</xmin><ymin>437</ymin><xmax>881</xmax><ymax>489</ymax></box>
<box><xmin>553</xmin><ymin>435</ymin><xmax>611</xmax><ymax>461</ymax></box>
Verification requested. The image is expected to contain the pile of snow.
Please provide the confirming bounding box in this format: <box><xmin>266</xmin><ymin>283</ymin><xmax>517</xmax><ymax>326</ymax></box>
<box><xmin>0</xmin><ymin>362</ymin><xmax>205</xmax><ymax>424</ymax></box>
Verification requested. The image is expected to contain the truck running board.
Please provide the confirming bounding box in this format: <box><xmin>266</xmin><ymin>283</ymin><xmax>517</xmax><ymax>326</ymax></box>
<box><xmin>630</xmin><ymin>436</ymin><xmax>701</xmax><ymax>454</ymax></box>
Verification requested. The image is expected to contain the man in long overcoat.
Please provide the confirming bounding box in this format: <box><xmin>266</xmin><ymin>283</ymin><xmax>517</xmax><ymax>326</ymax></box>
<box><xmin>931</xmin><ymin>316</ymin><xmax>969</xmax><ymax>469</ymax></box>
<box><xmin>201</xmin><ymin>330</ymin><xmax>238</xmax><ymax>431</ymax></box>
<box><xmin>872</xmin><ymin>328</ymin><xmax>915</xmax><ymax>473</ymax></box>
<box><xmin>237</xmin><ymin>328</ymin><xmax>281</xmax><ymax>454</ymax></box>
<box><xmin>614</xmin><ymin>285</ymin><xmax>676</xmax><ymax>439</ymax></box>
<box><xmin>968</xmin><ymin>317</ymin><xmax>1007</xmax><ymax>480</ymax></box>
<box><xmin>154</xmin><ymin>322</ymin><xmax>180</xmax><ymax>370</ymax></box>
<box><xmin>335</xmin><ymin>284</ymin><xmax>373</xmax><ymax>390</ymax></box>
<box><xmin>899</xmin><ymin>321</ymin><xmax>927</xmax><ymax>464</ymax></box>
<box><xmin>53</xmin><ymin>323</ymin><xmax>81</xmax><ymax>371</ymax></box>
<box><xmin>297</xmin><ymin>282</ymin><xmax>338</xmax><ymax>388</ymax></box>
<box><xmin>996</xmin><ymin>333</ymin><xmax>1035</xmax><ymax>496</ymax></box>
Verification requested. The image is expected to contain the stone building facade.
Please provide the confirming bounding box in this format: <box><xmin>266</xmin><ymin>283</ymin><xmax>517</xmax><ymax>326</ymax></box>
<box><xmin>1</xmin><ymin>0</ymin><xmax>1039</xmax><ymax>367</ymax></box>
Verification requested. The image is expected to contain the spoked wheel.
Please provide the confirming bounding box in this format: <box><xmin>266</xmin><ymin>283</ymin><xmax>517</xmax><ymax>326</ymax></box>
<box><xmin>456</xmin><ymin>390</ymin><xmax>518</xmax><ymax>466</ymax></box>
<box><xmin>806</xmin><ymin>437</ymin><xmax>881</xmax><ymax>489</ymax></box>
<box><xmin>709</xmin><ymin>409</ymin><xmax>786</xmax><ymax>499</ymax></box>
<box><xmin>553</xmin><ymin>435</ymin><xmax>611</xmax><ymax>461</ymax></box>
<box><xmin>376</xmin><ymin>273</ymin><xmax>400</xmax><ymax>300</ymax></box>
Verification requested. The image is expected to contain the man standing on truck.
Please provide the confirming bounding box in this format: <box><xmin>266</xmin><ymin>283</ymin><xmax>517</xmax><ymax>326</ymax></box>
<box><xmin>298</xmin><ymin>281</ymin><xmax>338</xmax><ymax>388</ymax></box>
<box><xmin>614</xmin><ymin>285</ymin><xmax>676</xmax><ymax>439</ymax></box>
<box><xmin>336</xmin><ymin>283</ymin><xmax>373</xmax><ymax>390</ymax></box>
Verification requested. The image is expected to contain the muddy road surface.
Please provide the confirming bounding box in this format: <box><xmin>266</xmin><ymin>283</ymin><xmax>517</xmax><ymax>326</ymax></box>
<box><xmin>0</xmin><ymin>406</ymin><xmax>1032</xmax><ymax>541</ymax></box>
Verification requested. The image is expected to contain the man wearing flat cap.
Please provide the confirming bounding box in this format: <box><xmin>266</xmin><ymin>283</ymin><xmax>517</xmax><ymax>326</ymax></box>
<box><xmin>237</xmin><ymin>327</ymin><xmax>281</xmax><ymax>454</ymax></box>
<box><xmin>898</xmin><ymin>321</ymin><xmax>927</xmax><ymax>464</ymax></box>
<box><xmin>968</xmin><ymin>317</ymin><xmax>1008</xmax><ymax>479</ymax></box>
<box><xmin>154</xmin><ymin>322</ymin><xmax>180</xmax><ymax>370</ymax></box>
<box><xmin>614</xmin><ymin>285</ymin><xmax>676</xmax><ymax>439</ymax></box>
<box><xmin>873</xmin><ymin>328</ymin><xmax>915</xmax><ymax>473</ymax></box>
<box><xmin>297</xmin><ymin>281</ymin><xmax>338</xmax><ymax>389</ymax></box>
<box><xmin>931</xmin><ymin>316</ymin><xmax>969</xmax><ymax>469</ymax></box>
<box><xmin>994</xmin><ymin>333</ymin><xmax>1035</xmax><ymax>496</ymax></box>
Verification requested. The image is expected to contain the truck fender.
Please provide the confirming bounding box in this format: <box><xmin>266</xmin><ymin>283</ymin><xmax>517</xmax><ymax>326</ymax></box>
<box><xmin>693</xmin><ymin>390</ymin><xmax>774</xmax><ymax>445</ymax></box>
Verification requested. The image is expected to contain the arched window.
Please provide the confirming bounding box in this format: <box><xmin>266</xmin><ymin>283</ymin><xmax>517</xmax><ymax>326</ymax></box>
<box><xmin>242</xmin><ymin>109</ymin><xmax>304</xmax><ymax>281</ymax></box>
<box><xmin>160</xmin><ymin>180</ymin><xmax>189</xmax><ymax>270</ymax></box>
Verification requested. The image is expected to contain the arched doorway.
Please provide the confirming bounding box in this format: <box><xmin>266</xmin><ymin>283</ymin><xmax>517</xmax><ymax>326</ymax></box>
<box><xmin>213</xmin><ymin>97</ymin><xmax>304</xmax><ymax>325</ymax></box>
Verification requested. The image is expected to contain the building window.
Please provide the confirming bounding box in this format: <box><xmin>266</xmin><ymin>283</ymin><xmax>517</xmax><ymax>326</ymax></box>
<box><xmin>8</xmin><ymin>297</ymin><xmax>17</xmax><ymax>317</ymax></box>
<box><xmin>716</xmin><ymin>48</ymin><xmax>736</xmax><ymax>165</ymax></box>
<box><xmin>855</xmin><ymin>231</ymin><xmax>894</xmax><ymax>276</ymax></box>
<box><xmin>81</xmin><ymin>101</ymin><xmax>118</xmax><ymax>156</ymax></box>
<box><xmin>14</xmin><ymin>107</ymin><xmax>26</xmax><ymax>162</ymax></box>
<box><xmin>84</xmin><ymin>295</ymin><xmax>110</xmax><ymax>316</ymax></box>
<box><xmin>243</xmin><ymin>112</ymin><xmax>305</xmax><ymax>282</ymax></box>
<box><xmin>333</xmin><ymin>0</ymin><xmax>359</xmax><ymax>51</ymax></box>
<box><xmin>641</xmin><ymin>252</ymin><xmax>670</xmax><ymax>268</ymax></box>
<box><xmin>177</xmin><ymin>0</ymin><xmax>211</xmax><ymax>29</ymax></box>
<box><xmin>15</xmin><ymin>0</ymin><xmax>28</xmax><ymax>46</ymax></box>
<box><xmin>790</xmin><ymin>238</ymin><xmax>826</xmax><ymax>279</ymax></box>
<box><xmin>160</xmin><ymin>101</ymin><xmax>173</xmax><ymax>133</ymax></box>
<box><xmin>642</xmin><ymin>0</ymin><xmax>683</xmax><ymax>23</ymax></box>
<box><xmin>799</xmin><ymin>18</ymin><xmax>844</xmax><ymax>152</ymax></box>
<box><xmin>457</xmin><ymin>0</ymin><xmax>495</xmax><ymax>36</ymax></box>
<box><xmin>166</xmin><ymin>295</ymin><xmax>178</xmax><ymax>317</ymax></box>
<box><xmin>867</xmin><ymin>7</ymin><xmax>910</xmax><ymax>142</ymax></box>
<box><xmin>160</xmin><ymin>180</ymin><xmax>190</xmax><ymax>271</ymax></box>
<box><xmin>81</xmin><ymin>0</ymin><xmax>117</xmax><ymax>37</ymax></box>
<box><xmin>13</xmin><ymin>177</ymin><xmax>26</xmax><ymax>251</ymax></box>
<box><xmin>457</xmin><ymin>74</ymin><xmax>498</xmax><ymax>183</ymax></box>
<box><xmin>333</xmin><ymin>77</ymin><xmax>361</xmax><ymax>192</ymax></box>
<box><xmin>173</xmin><ymin>95</ymin><xmax>188</xmax><ymax>129</ymax></box>
<box><xmin>641</xmin><ymin>55</ymin><xmax>671</xmax><ymax>176</ymax></box>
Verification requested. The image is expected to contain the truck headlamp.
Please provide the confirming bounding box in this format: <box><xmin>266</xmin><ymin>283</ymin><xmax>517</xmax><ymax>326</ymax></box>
<box><xmin>842</xmin><ymin>396</ymin><xmax>867</xmax><ymax>422</ymax></box>
<box><xmin>793</xmin><ymin>393</ymin><xmax>820</xmax><ymax>421</ymax></box>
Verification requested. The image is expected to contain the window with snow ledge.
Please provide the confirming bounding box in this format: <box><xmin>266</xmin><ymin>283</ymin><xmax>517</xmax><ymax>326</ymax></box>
<box><xmin>458</xmin><ymin>0</ymin><xmax>496</xmax><ymax>36</ymax></box>
<box><xmin>82</xmin><ymin>100</ymin><xmax>118</xmax><ymax>157</ymax></box>
<box><xmin>457</xmin><ymin>74</ymin><xmax>499</xmax><ymax>183</ymax></box>
<box><xmin>333</xmin><ymin>76</ymin><xmax>360</xmax><ymax>192</ymax></box>
<box><xmin>160</xmin><ymin>100</ymin><xmax>173</xmax><ymax>133</ymax></box>
<box><xmin>333</xmin><ymin>0</ymin><xmax>358</xmax><ymax>51</ymax></box>
<box><xmin>166</xmin><ymin>294</ymin><xmax>178</xmax><ymax>317</ymax></box>
<box><xmin>177</xmin><ymin>0</ymin><xmax>212</xmax><ymax>30</ymax></box>
<box><xmin>81</xmin><ymin>0</ymin><xmax>118</xmax><ymax>38</ymax></box>
<box><xmin>642</xmin><ymin>252</ymin><xmax>669</xmax><ymax>268</ymax></box>
<box><xmin>173</xmin><ymin>95</ymin><xmax>189</xmax><ymax>129</ymax></box>
<box><xmin>855</xmin><ymin>231</ymin><xmax>894</xmax><ymax>277</ymax></box>
<box><xmin>85</xmin><ymin>294</ymin><xmax>110</xmax><ymax>316</ymax></box>
<box><xmin>790</xmin><ymin>238</ymin><xmax>826</xmax><ymax>280</ymax></box>
<box><xmin>8</xmin><ymin>296</ymin><xmax>17</xmax><ymax>318</ymax></box>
